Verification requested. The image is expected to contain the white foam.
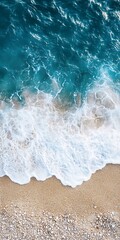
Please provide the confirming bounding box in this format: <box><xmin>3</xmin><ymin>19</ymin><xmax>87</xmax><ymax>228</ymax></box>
<box><xmin>102</xmin><ymin>11</ymin><xmax>108</xmax><ymax>21</ymax></box>
<box><xmin>0</xmin><ymin>82</ymin><xmax>120</xmax><ymax>187</ymax></box>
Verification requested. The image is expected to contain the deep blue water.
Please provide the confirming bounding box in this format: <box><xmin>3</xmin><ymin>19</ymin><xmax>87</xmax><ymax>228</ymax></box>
<box><xmin>0</xmin><ymin>0</ymin><xmax>119</xmax><ymax>102</ymax></box>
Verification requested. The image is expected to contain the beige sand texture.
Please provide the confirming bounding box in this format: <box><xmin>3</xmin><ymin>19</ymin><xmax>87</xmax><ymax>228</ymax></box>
<box><xmin>0</xmin><ymin>164</ymin><xmax>120</xmax><ymax>239</ymax></box>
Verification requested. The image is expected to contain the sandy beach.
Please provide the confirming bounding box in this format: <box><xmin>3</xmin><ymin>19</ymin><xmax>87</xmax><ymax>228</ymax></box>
<box><xmin>0</xmin><ymin>164</ymin><xmax>120</xmax><ymax>239</ymax></box>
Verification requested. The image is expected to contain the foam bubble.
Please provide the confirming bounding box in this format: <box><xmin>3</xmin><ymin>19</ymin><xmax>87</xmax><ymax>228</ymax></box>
<box><xmin>0</xmin><ymin>83</ymin><xmax>120</xmax><ymax>187</ymax></box>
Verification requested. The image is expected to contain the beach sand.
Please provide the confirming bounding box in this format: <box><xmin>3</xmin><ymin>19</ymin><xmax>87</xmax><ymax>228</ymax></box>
<box><xmin>0</xmin><ymin>164</ymin><xmax>120</xmax><ymax>239</ymax></box>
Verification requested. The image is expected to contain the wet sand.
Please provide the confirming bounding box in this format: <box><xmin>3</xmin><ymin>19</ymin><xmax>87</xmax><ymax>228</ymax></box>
<box><xmin>0</xmin><ymin>164</ymin><xmax>120</xmax><ymax>239</ymax></box>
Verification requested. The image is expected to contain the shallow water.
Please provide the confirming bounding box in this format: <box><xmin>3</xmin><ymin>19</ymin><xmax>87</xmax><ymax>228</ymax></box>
<box><xmin>0</xmin><ymin>0</ymin><xmax>120</xmax><ymax>186</ymax></box>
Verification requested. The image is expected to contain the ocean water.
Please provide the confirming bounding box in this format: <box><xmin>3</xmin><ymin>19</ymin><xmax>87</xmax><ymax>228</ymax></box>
<box><xmin>0</xmin><ymin>0</ymin><xmax>120</xmax><ymax>187</ymax></box>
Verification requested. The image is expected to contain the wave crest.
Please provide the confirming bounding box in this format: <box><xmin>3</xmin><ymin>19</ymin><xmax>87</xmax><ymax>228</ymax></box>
<box><xmin>0</xmin><ymin>82</ymin><xmax>120</xmax><ymax>187</ymax></box>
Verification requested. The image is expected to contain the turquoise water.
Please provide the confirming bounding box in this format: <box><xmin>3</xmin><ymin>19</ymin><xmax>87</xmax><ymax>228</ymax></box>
<box><xmin>0</xmin><ymin>0</ymin><xmax>119</xmax><ymax>100</ymax></box>
<box><xmin>0</xmin><ymin>0</ymin><xmax>120</xmax><ymax>186</ymax></box>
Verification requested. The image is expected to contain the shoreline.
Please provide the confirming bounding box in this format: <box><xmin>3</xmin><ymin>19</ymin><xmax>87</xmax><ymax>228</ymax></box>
<box><xmin>0</xmin><ymin>164</ymin><xmax>120</xmax><ymax>215</ymax></box>
<box><xmin>0</xmin><ymin>164</ymin><xmax>120</xmax><ymax>239</ymax></box>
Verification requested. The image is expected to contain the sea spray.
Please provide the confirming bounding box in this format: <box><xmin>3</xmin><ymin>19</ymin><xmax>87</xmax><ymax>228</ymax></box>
<box><xmin>0</xmin><ymin>80</ymin><xmax>120</xmax><ymax>187</ymax></box>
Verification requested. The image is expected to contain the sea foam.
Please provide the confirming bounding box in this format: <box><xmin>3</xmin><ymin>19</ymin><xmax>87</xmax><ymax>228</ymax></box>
<box><xmin>0</xmin><ymin>81</ymin><xmax>120</xmax><ymax>187</ymax></box>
